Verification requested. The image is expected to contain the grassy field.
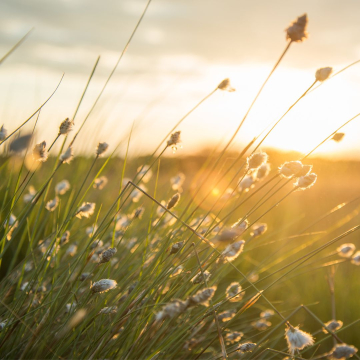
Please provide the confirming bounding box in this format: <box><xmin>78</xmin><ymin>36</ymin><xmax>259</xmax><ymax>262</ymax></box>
<box><xmin>0</xmin><ymin>6</ymin><xmax>359</xmax><ymax>360</ymax></box>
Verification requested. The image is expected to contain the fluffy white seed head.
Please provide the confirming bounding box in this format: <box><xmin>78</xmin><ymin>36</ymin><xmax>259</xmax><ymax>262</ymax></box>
<box><xmin>99</xmin><ymin>248</ymin><xmax>117</xmax><ymax>264</ymax></box>
<box><xmin>137</xmin><ymin>165</ymin><xmax>153</xmax><ymax>183</ymax></box>
<box><xmin>217</xmin><ymin>78</ymin><xmax>235</xmax><ymax>92</ymax></box>
<box><xmin>260</xmin><ymin>309</ymin><xmax>275</xmax><ymax>319</ymax></box>
<box><xmin>167</xmin><ymin>131</ymin><xmax>182</xmax><ymax>153</ymax></box>
<box><xmin>351</xmin><ymin>251</ymin><xmax>360</xmax><ymax>265</ymax></box>
<box><xmin>24</xmin><ymin>186</ymin><xmax>36</xmax><ymax>203</ymax></box>
<box><xmin>323</xmin><ymin>319</ymin><xmax>343</xmax><ymax>334</ymax></box>
<box><xmin>218</xmin><ymin>309</ymin><xmax>236</xmax><ymax>322</ymax></box>
<box><xmin>231</xmin><ymin>219</ymin><xmax>248</xmax><ymax>236</ymax></box>
<box><xmin>251</xmin><ymin>223</ymin><xmax>267</xmax><ymax>237</ymax></box>
<box><xmin>226</xmin><ymin>282</ymin><xmax>244</xmax><ymax>302</ymax></box>
<box><xmin>296</xmin><ymin>173</ymin><xmax>317</xmax><ymax>190</ymax></box>
<box><xmin>221</xmin><ymin>240</ymin><xmax>245</xmax><ymax>262</ymax></box>
<box><xmin>188</xmin><ymin>286</ymin><xmax>217</xmax><ymax>307</ymax></box>
<box><xmin>191</xmin><ymin>270</ymin><xmax>211</xmax><ymax>285</ymax></box>
<box><xmin>238</xmin><ymin>342</ymin><xmax>256</xmax><ymax>353</ymax></box>
<box><xmin>32</xmin><ymin>141</ymin><xmax>48</xmax><ymax>162</ymax></box>
<box><xmin>155</xmin><ymin>299</ymin><xmax>188</xmax><ymax>321</ymax></box>
<box><xmin>315</xmin><ymin>67</ymin><xmax>333</xmax><ymax>82</ymax></box>
<box><xmin>45</xmin><ymin>197</ymin><xmax>59</xmax><ymax>212</ymax></box>
<box><xmin>238</xmin><ymin>174</ymin><xmax>255</xmax><ymax>192</ymax></box>
<box><xmin>337</xmin><ymin>243</ymin><xmax>356</xmax><ymax>258</ymax></box>
<box><xmin>252</xmin><ymin>319</ymin><xmax>272</xmax><ymax>331</ymax></box>
<box><xmin>60</xmin><ymin>230</ymin><xmax>70</xmax><ymax>245</ymax></box>
<box><xmin>286</xmin><ymin>14</ymin><xmax>308</xmax><ymax>43</ymax></box>
<box><xmin>55</xmin><ymin>180</ymin><xmax>70</xmax><ymax>195</ymax></box>
<box><xmin>76</xmin><ymin>202</ymin><xmax>96</xmax><ymax>219</ymax></box>
<box><xmin>170</xmin><ymin>241</ymin><xmax>184</xmax><ymax>255</ymax></box>
<box><xmin>91</xmin><ymin>279</ymin><xmax>117</xmax><ymax>294</ymax></box>
<box><xmin>60</xmin><ymin>146</ymin><xmax>74</xmax><ymax>164</ymax></box>
<box><xmin>285</xmin><ymin>326</ymin><xmax>314</xmax><ymax>354</ymax></box>
<box><xmin>59</xmin><ymin>118</ymin><xmax>74</xmax><ymax>135</ymax></box>
<box><xmin>247</xmin><ymin>152</ymin><xmax>268</xmax><ymax>170</ymax></box>
<box><xmin>329</xmin><ymin>344</ymin><xmax>358</xmax><ymax>359</ymax></box>
<box><xmin>217</xmin><ymin>227</ymin><xmax>243</xmax><ymax>242</ymax></box>
<box><xmin>96</xmin><ymin>142</ymin><xmax>109</xmax><ymax>156</ymax></box>
<box><xmin>256</xmin><ymin>163</ymin><xmax>271</xmax><ymax>180</ymax></box>
<box><xmin>279</xmin><ymin>161</ymin><xmax>303</xmax><ymax>178</ymax></box>
<box><xmin>93</xmin><ymin>176</ymin><xmax>108</xmax><ymax>190</ymax></box>
<box><xmin>225</xmin><ymin>331</ymin><xmax>243</xmax><ymax>344</ymax></box>
<box><xmin>171</xmin><ymin>173</ymin><xmax>185</xmax><ymax>191</ymax></box>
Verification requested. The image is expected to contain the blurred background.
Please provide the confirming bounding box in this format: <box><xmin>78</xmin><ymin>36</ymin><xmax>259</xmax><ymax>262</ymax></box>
<box><xmin>1</xmin><ymin>0</ymin><xmax>360</xmax><ymax>158</ymax></box>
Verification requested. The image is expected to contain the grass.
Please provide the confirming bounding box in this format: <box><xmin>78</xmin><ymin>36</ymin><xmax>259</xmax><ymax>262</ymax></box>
<box><xmin>0</xmin><ymin>7</ymin><xmax>359</xmax><ymax>360</ymax></box>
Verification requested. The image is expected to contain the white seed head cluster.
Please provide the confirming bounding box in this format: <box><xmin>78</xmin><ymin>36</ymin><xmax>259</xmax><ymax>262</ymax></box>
<box><xmin>4</xmin><ymin>214</ymin><xmax>18</xmax><ymax>240</ymax></box>
<box><xmin>171</xmin><ymin>173</ymin><xmax>185</xmax><ymax>191</ymax></box>
<box><xmin>99</xmin><ymin>247</ymin><xmax>117</xmax><ymax>264</ymax></box>
<box><xmin>55</xmin><ymin>180</ymin><xmax>70</xmax><ymax>195</ymax></box>
<box><xmin>315</xmin><ymin>67</ymin><xmax>333</xmax><ymax>82</ymax></box>
<box><xmin>155</xmin><ymin>299</ymin><xmax>189</xmax><ymax>322</ymax></box>
<box><xmin>351</xmin><ymin>251</ymin><xmax>360</xmax><ymax>265</ymax></box>
<box><xmin>45</xmin><ymin>196</ymin><xmax>59</xmax><ymax>212</ymax></box>
<box><xmin>286</xmin><ymin>14</ymin><xmax>308</xmax><ymax>43</ymax></box>
<box><xmin>337</xmin><ymin>243</ymin><xmax>355</xmax><ymax>258</ymax></box>
<box><xmin>323</xmin><ymin>319</ymin><xmax>343</xmax><ymax>333</ymax></box>
<box><xmin>60</xmin><ymin>230</ymin><xmax>70</xmax><ymax>245</ymax></box>
<box><xmin>188</xmin><ymin>286</ymin><xmax>217</xmax><ymax>307</ymax></box>
<box><xmin>91</xmin><ymin>279</ymin><xmax>117</xmax><ymax>294</ymax></box>
<box><xmin>96</xmin><ymin>142</ymin><xmax>109</xmax><ymax>156</ymax></box>
<box><xmin>217</xmin><ymin>227</ymin><xmax>243</xmax><ymax>242</ymax></box>
<box><xmin>285</xmin><ymin>326</ymin><xmax>314</xmax><ymax>354</ymax></box>
<box><xmin>170</xmin><ymin>241</ymin><xmax>184</xmax><ymax>255</ymax></box>
<box><xmin>137</xmin><ymin>165</ymin><xmax>153</xmax><ymax>183</ymax></box>
<box><xmin>24</xmin><ymin>186</ymin><xmax>36</xmax><ymax>203</ymax></box>
<box><xmin>296</xmin><ymin>173</ymin><xmax>317</xmax><ymax>190</ymax></box>
<box><xmin>132</xmin><ymin>206</ymin><xmax>145</xmax><ymax>219</ymax></box>
<box><xmin>76</xmin><ymin>202</ymin><xmax>96</xmax><ymax>219</ymax></box>
<box><xmin>238</xmin><ymin>174</ymin><xmax>256</xmax><ymax>192</ymax></box>
<box><xmin>191</xmin><ymin>270</ymin><xmax>211</xmax><ymax>285</ymax></box>
<box><xmin>167</xmin><ymin>131</ymin><xmax>182</xmax><ymax>152</ymax></box>
<box><xmin>260</xmin><ymin>309</ymin><xmax>275</xmax><ymax>319</ymax></box>
<box><xmin>60</xmin><ymin>146</ymin><xmax>74</xmax><ymax>164</ymax></box>
<box><xmin>94</xmin><ymin>176</ymin><xmax>108</xmax><ymax>190</ymax></box>
<box><xmin>221</xmin><ymin>240</ymin><xmax>245</xmax><ymax>262</ymax></box>
<box><xmin>226</xmin><ymin>282</ymin><xmax>244</xmax><ymax>302</ymax></box>
<box><xmin>251</xmin><ymin>223</ymin><xmax>267</xmax><ymax>237</ymax></box>
<box><xmin>279</xmin><ymin>161</ymin><xmax>304</xmax><ymax>178</ymax></box>
<box><xmin>247</xmin><ymin>152</ymin><xmax>268</xmax><ymax>170</ymax></box>
<box><xmin>32</xmin><ymin>141</ymin><xmax>48</xmax><ymax>162</ymax></box>
<box><xmin>256</xmin><ymin>163</ymin><xmax>271</xmax><ymax>180</ymax></box>
<box><xmin>328</xmin><ymin>344</ymin><xmax>358</xmax><ymax>359</ymax></box>
<box><xmin>218</xmin><ymin>309</ymin><xmax>236</xmax><ymax>322</ymax></box>
<box><xmin>225</xmin><ymin>331</ymin><xmax>243</xmax><ymax>344</ymax></box>
<box><xmin>231</xmin><ymin>219</ymin><xmax>248</xmax><ymax>235</ymax></box>
<box><xmin>217</xmin><ymin>78</ymin><xmax>235</xmax><ymax>92</ymax></box>
<box><xmin>59</xmin><ymin>118</ymin><xmax>74</xmax><ymax>135</ymax></box>
<box><xmin>252</xmin><ymin>318</ymin><xmax>272</xmax><ymax>331</ymax></box>
<box><xmin>238</xmin><ymin>342</ymin><xmax>256</xmax><ymax>353</ymax></box>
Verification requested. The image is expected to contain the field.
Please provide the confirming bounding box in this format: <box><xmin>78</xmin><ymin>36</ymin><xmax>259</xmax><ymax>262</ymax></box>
<box><xmin>0</xmin><ymin>5</ymin><xmax>360</xmax><ymax>360</ymax></box>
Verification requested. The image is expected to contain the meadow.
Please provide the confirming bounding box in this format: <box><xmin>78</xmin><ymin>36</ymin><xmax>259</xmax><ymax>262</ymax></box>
<box><xmin>0</xmin><ymin>6</ymin><xmax>359</xmax><ymax>360</ymax></box>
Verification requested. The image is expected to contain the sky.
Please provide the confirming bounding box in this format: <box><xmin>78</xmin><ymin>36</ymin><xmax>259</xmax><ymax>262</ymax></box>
<box><xmin>1</xmin><ymin>0</ymin><xmax>360</xmax><ymax>159</ymax></box>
